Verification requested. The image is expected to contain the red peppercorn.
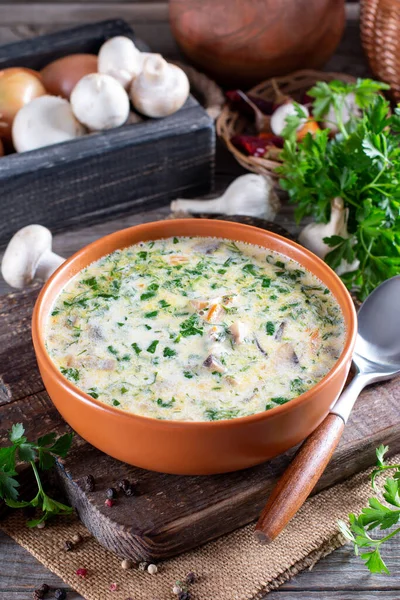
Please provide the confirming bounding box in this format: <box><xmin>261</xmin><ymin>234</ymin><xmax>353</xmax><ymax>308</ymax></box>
<box><xmin>105</xmin><ymin>499</ymin><xmax>114</xmax><ymax>507</ymax></box>
<box><xmin>109</xmin><ymin>583</ymin><xmax>119</xmax><ymax>592</ymax></box>
<box><xmin>76</xmin><ymin>568</ymin><xmax>87</xmax><ymax>578</ymax></box>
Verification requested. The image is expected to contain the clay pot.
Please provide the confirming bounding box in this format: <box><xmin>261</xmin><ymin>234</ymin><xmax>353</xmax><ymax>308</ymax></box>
<box><xmin>169</xmin><ymin>0</ymin><xmax>345</xmax><ymax>86</ymax></box>
<box><xmin>32</xmin><ymin>219</ymin><xmax>356</xmax><ymax>475</ymax></box>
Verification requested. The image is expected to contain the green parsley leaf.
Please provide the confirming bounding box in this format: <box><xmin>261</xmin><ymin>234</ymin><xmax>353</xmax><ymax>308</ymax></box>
<box><xmin>163</xmin><ymin>347</ymin><xmax>176</xmax><ymax>358</ymax></box>
<box><xmin>147</xmin><ymin>340</ymin><xmax>159</xmax><ymax>354</ymax></box>
<box><xmin>266</xmin><ymin>321</ymin><xmax>275</xmax><ymax>336</ymax></box>
<box><xmin>131</xmin><ymin>342</ymin><xmax>142</xmax><ymax>355</ymax></box>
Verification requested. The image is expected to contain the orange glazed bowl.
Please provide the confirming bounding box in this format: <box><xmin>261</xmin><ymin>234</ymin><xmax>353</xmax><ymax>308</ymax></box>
<box><xmin>32</xmin><ymin>219</ymin><xmax>357</xmax><ymax>475</ymax></box>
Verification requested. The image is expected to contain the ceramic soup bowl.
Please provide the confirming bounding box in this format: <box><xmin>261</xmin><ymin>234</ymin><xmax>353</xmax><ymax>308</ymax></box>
<box><xmin>31</xmin><ymin>219</ymin><xmax>357</xmax><ymax>475</ymax></box>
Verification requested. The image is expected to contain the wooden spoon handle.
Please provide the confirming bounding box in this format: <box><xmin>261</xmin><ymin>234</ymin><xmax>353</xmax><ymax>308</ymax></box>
<box><xmin>254</xmin><ymin>413</ymin><xmax>345</xmax><ymax>544</ymax></box>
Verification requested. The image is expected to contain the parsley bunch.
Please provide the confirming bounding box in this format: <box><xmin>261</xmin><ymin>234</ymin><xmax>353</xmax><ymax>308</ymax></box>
<box><xmin>277</xmin><ymin>79</ymin><xmax>400</xmax><ymax>300</ymax></box>
<box><xmin>338</xmin><ymin>445</ymin><xmax>400</xmax><ymax>574</ymax></box>
<box><xmin>0</xmin><ymin>423</ymin><xmax>73</xmax><ymax>527</ymax></box>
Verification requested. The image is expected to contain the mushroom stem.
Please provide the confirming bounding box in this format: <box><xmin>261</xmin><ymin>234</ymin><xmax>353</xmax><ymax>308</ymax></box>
<box><xmin>171</xmin><ymin>174</ymin><xmax>280</xmax><ymax>220</ymax></box>
<box><xmin>1</xmin><ymin>225</ymin><xmax>65</xmax><ymax>289</ymax></box>
<box><xmin>36</xmin><ymin>248</ymin><xmax>65</xmax><ymax>281</ymax></box>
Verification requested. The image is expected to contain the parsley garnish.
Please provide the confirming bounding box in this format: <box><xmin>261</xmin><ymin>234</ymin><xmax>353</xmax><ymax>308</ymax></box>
<box><xmin>131</xmin><ymin>342</ymin><xmax>142</xmax><ymax>355</ymax></box>
<box><xmin>60</xmin><ymin>367</ymin><xmax>80</xmax><ymax>382</ymax></box>
<box><xmin>0</xmin><ymin>423</ymin><xmax>73</xmax><ymax>527</ymax></box>
<box><xmin>179</xmin><ymin>314</ymin><xmax>203</xmax><ymax>337</ymax></box>
<box><xmin>338</xmin><ymin>445</ymin><xmax>400</xmax><ymax>575</ymax></box>
<box><xmin>145</xmin><ymin>310</ymin><xmax>158</xmax><ymax>319</ymax></box>
<box><xmin>147</xmin><ymin>340</ymin><xmax>159</xmax><ymax>354</ymax></box>
<box><xmin>163</xmin><ymin>347</ymin><xmax>176</xmax><ymax>358</ymax></box>
<box><xmin>266</xmin><ymin>321</ymin><xmax>275</xmax><ymax>336</ymax></box>
<box><xmin>156</xmin><ymin>397</ymin><xmax>175</xmax><ymax>408</ymax></box>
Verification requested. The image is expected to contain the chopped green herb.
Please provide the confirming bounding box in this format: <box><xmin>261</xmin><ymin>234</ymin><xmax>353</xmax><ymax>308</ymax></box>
<box><xmin>144</xmin><ymin>324</ymin><xmax>152</xmax><ymax>330</ymax></box>
<box><xmin>173</xmin><ymin>237</ymin><xmax>179</xmax><ymax>244</ymax></box>
<box><xmin>271</xmin><ymin>397</ymin><xmax>289</xmax><ymax>405</ymax></box>
<box><xmin>51</xmin><ymin>310</ymin><xmax>60</xmax><ymax>316</ymax></box>
<box><xmin>156</xmin><ymin>397</ymin><xmax>175</xmax><ymax>408</ymax></box>
<box><xmin>141</xmin><ymin>292</ymin><xmax>156</xmax><ymax>301</ymax></box>
<box><xmin>242</xmin><ymin>263</ymin><xmax>258</xmax><ymax>276</ymax></box>
<box><xmin>147</xmin><ymin>340</ymin><xmax>159</xmax><ymax>354</ymax></box>
<box><xmin>107</xmin><ymin>345</ymin><xmax>118</xmax><ymax>355</ymax></box>
<box><xmin>180</xmin><ymin>314</ymin><xmax>203</xmax><ymax>337</ymax></box>
<box><xmin>159</xmin><ymin>299</ymin><xmax>171</xmax><ymax>308</ymax></box>
<box><xmin>205</xmin><ymin>408</ymin><xmax>240</xmax><ymax>421</ymax></box>
<box><xmin>163</xmin><ymin>347</ymin><xmax>176</xmax><ymax>358</ymax></box>
<box><xmin>137</xmin><ymin>251</ymin><xmax>147</xmax><ymax>260</ymax></box>
<box><xmin>131</xmin><ymin>342</ymin><xmax>142</xmax><ymax>355</ymax></box>
<box><xmin>262</xmin><ymin>278</ymin><xmax>271</xmax><ymax>288</ymax></box>
<box><xmin>112</xmin><ymin>399</ymin><xmax>121</xmax><ymax>406</ymax></box>
<box><xmin>87</xmin><ymin>391</ymin><xmax>99</xmax><ymax>399</ymax></box>
<box><xmin>145</xmin><ymin>310</ymin><xmax>158</xmax><ymax>319</ymax></box>
<box><xmin>121</xmin><ymin>386</ymin><xmax>129</xmax><ymax>395</ymax></box>
<box><xmin>60</xmin><ymin>367</ymin><xmax>80</xmax><ymax>382</ymax></box>
<box><xmin>266</xmin><ymin>321</ymin><xmax>275</xmax><ymax>336</ymax></box>
<box><xmin>183</xmin><ymin>371</ymin><xmax>194</xmax><ymax>379</ymax></box>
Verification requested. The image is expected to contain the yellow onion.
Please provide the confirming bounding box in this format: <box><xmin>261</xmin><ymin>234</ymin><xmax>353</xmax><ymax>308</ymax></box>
<box><xmin>0</xmin><ymin>68</ymin><xmax>47</xmax><ymax>141</ymax></box>
<box><xmin>40</xmin><ymin>54</ymin><xmax>98</xmax><ymax>99</ymax></box>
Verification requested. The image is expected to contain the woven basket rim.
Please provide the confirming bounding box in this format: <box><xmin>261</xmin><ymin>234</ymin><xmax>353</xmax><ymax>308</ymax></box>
<box><xmin>216</xmin><ymin>69</ymin><xmax>357</xmax><ymax>181</ymax></box>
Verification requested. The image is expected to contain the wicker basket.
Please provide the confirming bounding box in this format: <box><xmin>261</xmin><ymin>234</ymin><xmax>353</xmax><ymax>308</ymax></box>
<box><xmin>360</xmin><ymin>0</ymin><xmax>400</xmax><ymax>102</ymax></box>
<box><xmin>216</xmin><ymin>69</ymin><xmax>356</xmax><ymax>180</ymax></box>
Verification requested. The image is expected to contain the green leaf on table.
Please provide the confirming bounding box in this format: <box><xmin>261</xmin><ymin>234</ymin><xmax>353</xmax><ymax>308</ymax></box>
<box><xmin>361</xmin><ymin>548</ymin><xmax>390</xmax><ymax>575</ymax></box>
<box><xmin>0</xmin><ymin>471</ymin><xmax>19</xmax><ymax>501</ymax></box>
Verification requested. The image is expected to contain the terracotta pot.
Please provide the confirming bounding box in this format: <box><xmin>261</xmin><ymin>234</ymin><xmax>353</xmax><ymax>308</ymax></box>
<box><xmin>32</xmin><ymin>219</ymin><xmax>356</xmax><ymax>475</ymax></box>
<box><xmin>169</xmin><ymin>0</ymin><xmax>345</xmax><ymax>86</ymax></box>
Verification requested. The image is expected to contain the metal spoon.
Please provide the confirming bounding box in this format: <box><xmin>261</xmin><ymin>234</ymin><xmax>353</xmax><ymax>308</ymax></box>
<box><xmin>255</xmin><ymin>275</ymin><xmax>400</xmax><ymax>543</ymax></box>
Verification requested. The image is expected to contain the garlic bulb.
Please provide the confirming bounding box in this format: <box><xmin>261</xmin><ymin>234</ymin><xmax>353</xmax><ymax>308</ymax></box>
<box><xmin>325</xmin><ymin>92</ymin><xmax>361</xmax><ymax>133</ymax></box>
<box><xmin>270</xmin><ymin>102</ymin><xmax>309</xmax><ymax>136</ymax></box>
<box><xmin>130</xmin><ymin>54</ymin><xmax>189</xmax><ymax>118</ymax></box>
<box><xmin>98</xmin><ymin>36</ymin><xmax>143</xmax><ymax>89</ymax></box>
<box><xmin>70</xmin><ymin>73</ymin><xmax>130</xmax><ymax>131</ymax></box>
<box><xmin>12</xmin><ymin>95</ymin><xmax>85</xmax><ymax>153</ymax></box>
<box><xmin>171</xmin><ymin>174</ymin><xmax>280</xmax><ymax>221</ymax></box>
<box><xmin>299</xmin><ymin>197</ymin><xmax>359</xmax><ymax>274</ymax></box>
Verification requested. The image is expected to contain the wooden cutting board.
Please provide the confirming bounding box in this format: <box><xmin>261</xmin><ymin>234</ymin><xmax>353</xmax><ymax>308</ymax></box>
<box><xmin>1</xmin><ymin>218</ymin><xmax>400</xmax><ymax>563</ymax></box>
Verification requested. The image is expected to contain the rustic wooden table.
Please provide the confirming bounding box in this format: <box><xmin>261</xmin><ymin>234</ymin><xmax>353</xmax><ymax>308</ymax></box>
<box><xmin>1</xmin><ymin>3</ymin><xmax>400</xmax><ymax>599</ymax></box>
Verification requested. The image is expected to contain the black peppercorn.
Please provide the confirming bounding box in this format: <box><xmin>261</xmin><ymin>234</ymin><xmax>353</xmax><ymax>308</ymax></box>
<box><xmin>118</xmin><ymin>479</ymin><xmax>136</xmax><ymax>496</ymax></box>
<box><xmin>64</xmin><ymin>540</ymin><xmax>74</xmax><ymax>552</ymax></box>
<box><xmin>39</xmin><ymin>584</ymin><xmax>50</xmax><ymax>595</ymax></box>
<box><xmin>54</xmin><ymin>589</ymin><xmax>67</xmax><ymax>600</ymax></box>
<box><xmin>33</xmin><ymin>591</ymin><xmax>44</xmax><ymax>600</ymax></box>
<box><xmin>106</xmin><ymin>487</ymin><xmax>117</xmax><ymax>499</ymax></box>
<box><xmin>118</xmin><ymin>478</ymin><xmax>130</xmax><ymax>490</ymax></box>
<box><xmin>185</xmin><ymin>572</ymin><xmax>196</xmax><ymax>585</ymax></box>
<box><xmin>178</xmin><ymin>592</ymin><xmax>191</xmax><ymax>600</ymax></box>
<box><xmin>82</xmin><ymin>474</ymin><xmax>95</xmax><ymax>492</ymax></box>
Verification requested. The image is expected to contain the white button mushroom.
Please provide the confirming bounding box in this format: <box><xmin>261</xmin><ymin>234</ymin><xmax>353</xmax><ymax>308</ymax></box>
<box><xmin>70</xmin><ymin>73</ymin><xmax>130</xmax><ymax>131</ymax></box>
<box><xmin>98</xmin><ymin>36</ymin><xmax>144</xmax><ymax>89</ymax></box>
<box><xmin>130</xmin><ymin>54</ymin><xmax>190</xmax><ymax>118</ymax></box>
<box><xmin>1</xmin><ymin>224</ymin><xmax>65</xmax><ymax>289</ymax></box>
<box><xmin>229</xmin><ymin>321</ymin><xmax>249</xmax><ymax>344</ymax></box>
<box><xmin>12</xmin><ymin>95</ymin><xmax>85</xmax><ymax>153</ymax></box>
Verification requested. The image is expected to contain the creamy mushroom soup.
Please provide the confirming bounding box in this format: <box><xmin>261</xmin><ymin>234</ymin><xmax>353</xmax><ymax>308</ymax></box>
<box><xmin>45</xmin><ymin>237</ymin><xmax>346</xmax><ymax>421</ymax></box>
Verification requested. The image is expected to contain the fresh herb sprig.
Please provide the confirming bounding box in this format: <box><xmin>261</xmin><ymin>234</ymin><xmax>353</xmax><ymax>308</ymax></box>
<box><xmin>0</xmin><ymin>423</ymin><xmax>73</xmax><ymax>527</ymax></box>
<box><xmin>338</xmin><ymin>445</ymin><xmax>400</xmax><ymax>574</ymax></box>
<box><xmin>278</xmin><ymin>79</ymin><xmax>400</xmax><ymax>300</ymax></box>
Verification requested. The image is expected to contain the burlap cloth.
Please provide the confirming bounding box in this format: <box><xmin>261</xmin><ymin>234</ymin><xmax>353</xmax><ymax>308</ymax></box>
<box><xmin>2</xmin><ymin>454</ymin><xmax>395</xmax><ymax>600</ymax></box>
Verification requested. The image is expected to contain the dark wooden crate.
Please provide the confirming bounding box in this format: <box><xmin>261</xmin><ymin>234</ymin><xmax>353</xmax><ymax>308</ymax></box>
<box><xmin>0</xmin><ymin>20</ymin><xmax>215</xmax><ymax>248</ymax></box>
